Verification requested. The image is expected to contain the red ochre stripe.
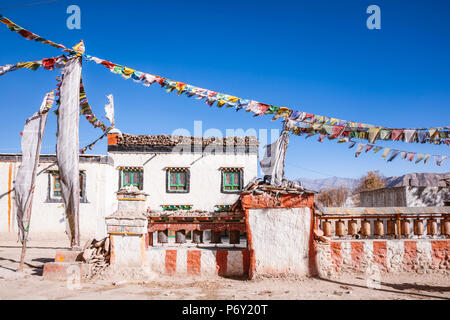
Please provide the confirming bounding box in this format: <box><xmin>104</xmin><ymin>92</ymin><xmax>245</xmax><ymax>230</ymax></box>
<box><xmin>330</xmin><ymin>242</ymin><xmax>342</xmax><ymax>272</ymax></box>
<box><xmin>373</xmin><ymin>241</ymin><xmax>387</xmax><ymax>270</ymax></box>
<box><xmin>351</xmin><ymin>241</ymin><xmax>364</xmax><ymax>268</ymax></box>
<box><xmin>165</xmin><ymin>250</ymin><xmax>177</xmax><ymax>275</ymax></box>
<box><xmin>187</xmin><ymin>250</ymin><xmax>202</xmax><ymax>276</ymax></box>
<box><xmin>431</xmin><ymin>240</ymin><xmax>449</xmax><ymax>268</ymax></box>
<box><xmin>216</xmin><ymin>250</ymin><xmax>228</xmax><ymax>276</ymax></box>
<box><xmin>242</xmin><ymin>250</ymin><xmax>250</xmax><ymax>276</ymax></box>
<box><xmin>403</xmin><ymin>241</ymin><xmax>417</xmax><ymax>270</ymax></box>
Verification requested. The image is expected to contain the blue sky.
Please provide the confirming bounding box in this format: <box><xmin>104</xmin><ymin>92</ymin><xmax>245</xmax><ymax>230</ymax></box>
<box><xmin>0</xmin><ymin>0</ymin><xmax>449</xmax><ymax>180</ymax></box>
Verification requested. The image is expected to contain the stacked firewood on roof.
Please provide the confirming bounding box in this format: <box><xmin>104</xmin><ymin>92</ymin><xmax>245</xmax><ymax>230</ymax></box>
<box><xmin>117</xmin><ymin>133</ymin><xmax>259</xmax><ymax>147</ymax></box>
<box><xmin>240</xmin><ymin>177</ymin><xmax>310</xmax><ymax>197</ymax></box>
<box><xmin>81</xmin><ymin>237</ymin><xmax>111</xmax><ymax>279</ymax></box>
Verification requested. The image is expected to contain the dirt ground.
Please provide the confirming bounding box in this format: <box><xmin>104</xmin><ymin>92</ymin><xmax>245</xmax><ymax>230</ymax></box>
<box><xmin>0</xmin><ymin>240</ymin><xmax>449</xmax><ymax>300</ymax></box>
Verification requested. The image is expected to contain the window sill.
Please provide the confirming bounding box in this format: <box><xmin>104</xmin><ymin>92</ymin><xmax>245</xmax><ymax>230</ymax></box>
<box><xmin>220</xmin><ymin>190</ymin><xmax>242</xmax><ymax>194</ymax></box>
<box><xmin>45</xmin><ymin>198</ymin><xmax>89</xmax><ymax>204</ymax></box>
<box><xmin>166</xmin><ymin>190</ymin><xmax>190</xmax><ymax>194</ymax></box>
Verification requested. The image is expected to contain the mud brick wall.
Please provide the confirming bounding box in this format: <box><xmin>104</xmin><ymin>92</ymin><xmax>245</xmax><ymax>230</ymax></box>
<box><xmin>315</xmin><ymin>239</ymin><xmax>450</xmax><ymax>278</ymax></box>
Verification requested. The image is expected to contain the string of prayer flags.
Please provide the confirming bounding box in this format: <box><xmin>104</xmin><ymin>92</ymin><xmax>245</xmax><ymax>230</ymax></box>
<box><xmin>0</xmin><ymin>55</ymin><xmax>68</xmax><ymax>77</ymax></box>
<box><xmin>295</xmin><ymin>131</ymin><xmax>448</xmax><ymax>166</ymax></box>
<box><xmin>79</xmin><ymin>79</ymin><xmax>109</xmax><ymax>132</ymax></box>
<box><xmin>0</xmin><ymin>14</ymin><xmax>70</xmax><ymax>52</ymax></box>
<box><xmin>80</xmin><ymin>128</ymin><xmax>111</xmax><ymax>154</ymax></box>
<box><xmin>82</xmin><ymin>54</ymin><xmax>450</xmax><ymax>145</ymax></box>
<box><xmin>346</xmin><ymin>140</ymin><xmax>446</xmax><ymax>166</ymax></box>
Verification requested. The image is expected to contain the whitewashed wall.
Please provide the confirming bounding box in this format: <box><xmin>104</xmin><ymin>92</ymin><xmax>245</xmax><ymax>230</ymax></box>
<box><xmin>0</xmin><ymin>155</ymin><xmax>115</xmax><ymax>241</ymax></box>
<box><xmin>108</xmin><ymin>151</ymin><xmax>258</xmax><ymax>212</ymax></box>
<box><xmin>0</xmin><ymin>149</ymin><xmax>258</xmax><ymax>241</ymax></box>
<box><xmin>247</xmin><ymin>207</ymin><xmax>313</xmax><ymax>277</ymax></box>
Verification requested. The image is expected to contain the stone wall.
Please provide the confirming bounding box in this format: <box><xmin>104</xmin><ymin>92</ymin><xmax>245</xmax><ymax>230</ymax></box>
<box><xmin>315</xmin><ymin>239</ymin><xmax>450</xmax><ymax>278</ymax></box>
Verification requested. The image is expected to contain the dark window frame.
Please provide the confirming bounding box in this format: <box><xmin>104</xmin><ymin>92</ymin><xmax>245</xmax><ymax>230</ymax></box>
<box><xmin>220</xmin><ymin>168</ymin><xmax>243</xmax><ymax>194</ymax></box>
<box><xmin>118</xmin><ymin>167</ymin><xmax>143</xmax><ymax>190</ymax></box>
<box><xmin>46</xmin><ymin>170</ymin><xmax>88</xmax><ymax>203</ymax></box>
<box><xmin>166</xmin><ymin>168</ymin><xmax>190</xmax><ymax>194</ymax></box>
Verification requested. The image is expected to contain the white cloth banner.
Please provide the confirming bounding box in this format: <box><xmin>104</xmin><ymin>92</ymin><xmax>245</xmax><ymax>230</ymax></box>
<box><xmin>259</xmin><ymin>128</ymin><xmax>290</xmax><ymax>187</ymax></box>
<box><xmin>56</xmin><ymin>56</ymin><xmax>82</xmax><ymax>247</ymax></box>
<box><xmin>15</xmin><ymin>93</ymin><xmax>51</xmax><ymax>242</ymax></box>
<box><xmin>104</xmin><ymin>94</ymin><xmax>115</xmax><ymax>127</ymax></box>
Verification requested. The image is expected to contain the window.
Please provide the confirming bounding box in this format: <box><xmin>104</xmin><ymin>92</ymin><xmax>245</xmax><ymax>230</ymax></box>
<box><xmin>47</xmin><ymin>171</ymin><xmax>87</xmax><ymax>203</ymax></box>
<box><xmin>119</xmin><ymin>167</ymin><xmax>143</xmax><ymax>190</ymax></box>
<box><xmin>166</xmin><ymin>168</ymin><xmax>190</xmax><ymax>193</ymax></box>
<box><xmin>221</xmin><ymin>168</ymin><xmax>243</xmax><ymax>193</ymax></box>
<box><xmin>53</xmin><ymin>174</ymin><xmax>62</xmax><ymax>197</ymax></box>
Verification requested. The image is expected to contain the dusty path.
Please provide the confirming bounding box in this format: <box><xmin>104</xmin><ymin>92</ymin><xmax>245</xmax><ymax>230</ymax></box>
<box><xmin>0</xmin><ymin>240</ymin><xmax>449</xmax><ymax>300</ymax></box>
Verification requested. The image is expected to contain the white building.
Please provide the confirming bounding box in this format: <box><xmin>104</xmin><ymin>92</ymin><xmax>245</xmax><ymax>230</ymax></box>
<box><xmin>0</xmin><ymin>132</ymin><xmax>259</xmax><ymax>241</ymax></box>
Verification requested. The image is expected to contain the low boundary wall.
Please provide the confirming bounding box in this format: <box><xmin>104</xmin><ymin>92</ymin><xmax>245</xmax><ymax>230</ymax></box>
<box><xmin>145</xmin><ymin>248</ymin><xmax>250</xmax><ymax>277</ymax></box>
<box><xmin>315</xmin><ymin>239</ymin><xmax>449</xmax><ymax>277</ymax></box>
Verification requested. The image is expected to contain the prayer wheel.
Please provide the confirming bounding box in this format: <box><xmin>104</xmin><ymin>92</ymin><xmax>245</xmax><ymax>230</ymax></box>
<box><xmin>442</xmin><ymin>218</ymin><xmax>450</xmax><ymax>237</ymax></box>
<box><xmin>441</xmin><ymin>217</ymin><xmax>450</xmax><ymax>237</ymax></box>
<box><xmin>374</xmin><ymin>219</ymin><xmax>384</xmax><ymax>236</ymax></box>
<box><xmin>210</xmin><ymin>231</ymin><xmax>222</xmax><ymax>244</ymax></box>
<box><xmin>203</xmin><ymin>230</ymin><xmax>211</xmax><ymax>242</ymax></box>
<box><xmin>348</xmin><ymin>220</ymin><xmax>358</xmax><ymax>236</ymax></box>
<box><xmin>427</xmin><ymin>219</ymin><xmax>438</xmax><ymax>236</ymax></box>
<box><xmin>192</xmin><ymin>230</ymin><xmax>203</xmax><ymax>244</ymax></box>
<box><xmin>175</xmin><ymin>230</ymin><xmax>186</xmax><ymax>244</ymax></box>
<box><xmin>158</xmin><ymin>230</ymin><xmax>168</xmax><ymax>243</ymax></box>
<box><xmin>361</xmin><ymin>220</ymin><xmax>371</xmax><ymax>236</ymax></box>
<box><xmin>335</xmin><ymin>220</ymin><xmax>345</xmax><ymax>237</ymax></box>
<box><xmin>229</xmin><ymin>230</ymin><xmax>241</xmax><ymax>244</ymax></box>
<box><xmin>414</xmin><ymin>219</ymin><xmax>424</xmax><ymax>236</ymax></box>
<box><xmin>401</xmin><ymin>219</ymin><xmax>410</xmax><ymax>236</ymax></box>
<box><xmin>322</xmin><ymin>220</ymin><xmax>332</xmax><ymax>237</ymax></box>
<box><xmin>387</xmin><ymin>219</ymin><xmax>397</xmax><ymax>236</ymax></box>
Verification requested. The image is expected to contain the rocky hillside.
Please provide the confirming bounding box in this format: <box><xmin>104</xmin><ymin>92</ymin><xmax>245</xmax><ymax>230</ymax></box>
<box><xmin>296</xmin><ymin>176</ymin><xmax>358</xmax><ymax>192</ymax></box>
<box><xmin>384</xmin><ymin>172</ymin><xmax>450</xmax><ymax>187</ymax></box>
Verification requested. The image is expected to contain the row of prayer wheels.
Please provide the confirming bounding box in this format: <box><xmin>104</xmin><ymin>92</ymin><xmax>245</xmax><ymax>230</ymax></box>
<box><xmin>321</xmin><ymin>217</ymin><xmax>450</xmax><ymax>237</ymax></box>
<box><xmin>153</xmin><ymin>230</ymin><xmax>241</xmax><ymax>245</ymax></box>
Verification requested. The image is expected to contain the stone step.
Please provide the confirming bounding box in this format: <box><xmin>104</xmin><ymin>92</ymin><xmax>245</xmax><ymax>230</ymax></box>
<box><xmin>43</xmin><ymin>262</ymin><xmax>92</xmax><ymax>281</ymax></box>
<box><xmin>54</xmin><ymin>250</ymin><xmax>83</xmax><ymax>263</ymax></box>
